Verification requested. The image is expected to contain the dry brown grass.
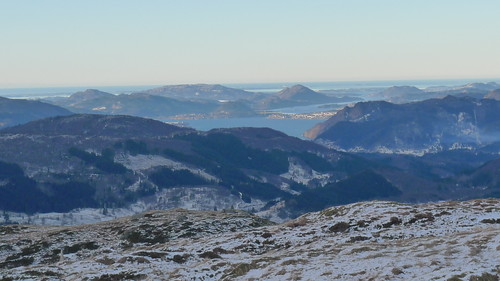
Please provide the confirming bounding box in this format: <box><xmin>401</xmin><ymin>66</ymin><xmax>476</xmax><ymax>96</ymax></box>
<box><xmin>276</xmin><ymin>269</ymin><xmax>287</xmax><ymax>275</ymax></box>
<box><xmin>95</xmin><ymin>256</ymin><xmax>115</xmax><ymax>265</ymax></box>
<box><xmin>349</xmin><ymin>270</ymin><xmax>366</xmax><ymax>276</ymax></box>
<box><xmin>320</xmin><ymin>206</ymin><xmax>348</xmax><ymax>217</ymax></box>
<box><xmin>414</xmin><ymin>249</ymin><xmax>441</xmax><ymax>258</ymax></box>
<box><xmin>391</xmin><ymin>267</ymin><xmax>404</xmax><ymax>275</ymax></box>
<box><xmin>281</xmin><ymin>258</ymin><xmax>308</xmax><ymax>266</ymax></box>
<box><xmin>285</xmin><ymin>217</ymin><xmax>309</xmax><ymax>228</ymax></box>
<box><xmin>350</xmin><ymin>246</ymin><xmax>374</xmax><ymax>254</ymax></box>
<box><xmin>364</xmin><ymin>252</ymin><xmax>386</xmax><ymax>259</ymax></box>
<box><xmin>468</xmin><ymin>245</ymin><xmax>484</xmax><ymax>256</ymax></box>
<box><xmin>443</xmin><ymin>247</ymin><xmax>460</xmax><ymax>256</ymax></box>
<box><xmin>423</xmin><ymin>239</ymin><xmax>445</xmax><ymax>249</ymax></box>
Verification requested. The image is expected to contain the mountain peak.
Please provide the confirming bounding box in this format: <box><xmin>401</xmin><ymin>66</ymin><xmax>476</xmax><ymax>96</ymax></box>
<box><xmin>286</xmin><ymin>84</ymin><xmax>311</xmax><ymax>91</ymax></box>
<box><xmin>70</xmin><ymin>89</ymin><xmax>113</xmax><ymax>97</ymax></box>
<box><xmin>68</xmin><ymin>89</ymin><xmax>115</xmax><ymax>103</ymax></box>
<box><xmin>277</xmin><ymin>84</ymin><xmax>318</xmax><ymax>99</ymax></box>
<box><xmin>256</xmin><ymin>84</ymin><xmax>354</xmax><ymax>110</ymax></box>
<box><xmin>377</xmin><ymin>86</ymin><xmax>423</xmax><ymax>97</ymax></box>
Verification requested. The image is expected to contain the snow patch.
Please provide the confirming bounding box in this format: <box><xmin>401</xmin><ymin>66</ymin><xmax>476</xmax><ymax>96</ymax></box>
<box><xmin>280</xmin><ymin>159</ymin><xmax>330</xmax><ymax>186</ymax></box>
<box><xmin>115</xmin><ymin>153</ymin><xmax>218</xmax><ymax>182</ymax></box>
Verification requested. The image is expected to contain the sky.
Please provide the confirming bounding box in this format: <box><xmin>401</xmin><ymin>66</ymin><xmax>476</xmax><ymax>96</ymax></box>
<box><xmin>1</xmin><ymin>0</ymin><xmax>500</xmax><ymax>87</ymax></box>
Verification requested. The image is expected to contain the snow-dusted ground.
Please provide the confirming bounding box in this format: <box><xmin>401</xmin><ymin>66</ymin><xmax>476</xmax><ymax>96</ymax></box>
<box><xmin>1</xmin><ymin>199</ymin><xmax>498</xmax><ymax>281</ymax></box>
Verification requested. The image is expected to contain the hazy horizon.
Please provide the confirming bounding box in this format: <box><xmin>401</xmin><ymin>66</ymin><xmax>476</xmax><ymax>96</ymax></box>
<box><xmin>2</xmin><ymin>1</ymin><xmax>500</xmax><ymax>88</ymax></box>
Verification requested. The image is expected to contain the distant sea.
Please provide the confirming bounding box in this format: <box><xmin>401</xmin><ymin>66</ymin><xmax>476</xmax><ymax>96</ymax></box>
<box><xmin>2</xmin><ymin>78</ymin><xmax>499</xmax><ymax>138</ymax></box>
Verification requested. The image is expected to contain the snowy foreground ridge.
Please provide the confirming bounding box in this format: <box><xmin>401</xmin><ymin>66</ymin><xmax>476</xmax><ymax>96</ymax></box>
<box><xmin>1</xmin><ymin>199</ymin><xmax>499</xmax><ymax>281</ymax></box>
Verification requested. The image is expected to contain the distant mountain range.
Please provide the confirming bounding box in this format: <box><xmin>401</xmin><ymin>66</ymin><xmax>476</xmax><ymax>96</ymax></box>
<box><xmin>371</xmin><ymin>82</ymin><xmax>500</xmax><ymax>103</ymax></box>
<box><xmin>432</xmin><ymin>82</ymin><xmax>500</xmax><ymax>100</ymax></box>
<box><xmin>305</xmin><ymin>95</ymin><xmax>500</xmax><ymax>154</ymax></box>
<box><xmin>137</xmin><ymin>83</ymin><xmax>258</xmax><ymax>101</ymax></box>
<box><xmin>47</xmin><ymin>90</ymin><xmax>233</xmax><ymax>118</ymax></box>
<box><xmin>42</xmin><ymin>84</ymin><xmax>360</xmax><ymax>119</ymax></box>
<box><xmin>370</xmin><ymin>86</ymin><xmax>433</xmax><ymax>103</ymax></box>
<box><xmin>0</xmin><ymin>96</ymin><xmax>71</xmax><ymax>129</ymax></box>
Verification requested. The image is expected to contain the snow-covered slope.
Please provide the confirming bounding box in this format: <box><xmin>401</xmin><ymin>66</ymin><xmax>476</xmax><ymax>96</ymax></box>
<box><xmin>1</xmin><ymin>199</ymin><xmax>499</xmax><ymax>280</ymax></box>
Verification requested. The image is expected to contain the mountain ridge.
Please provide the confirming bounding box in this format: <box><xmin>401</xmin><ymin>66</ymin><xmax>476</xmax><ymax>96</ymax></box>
<box><xmin>138</xmin><ymin>83</ymin><xmax>257</xmax><ymax>101</ymax></box>
<box><xmin>305</xmin><ymin>96</ymin><xmax>500</xmax><ymax>154</ymax></box>
<box><xmin>2</xmin><ymin>114</ymin><xmax>193</xmax><ymax>137</ymax></box>
<box><xmin>0</xmin><ymin>96</ymin><xmax>72</xmax><ymax>129</ymax></box>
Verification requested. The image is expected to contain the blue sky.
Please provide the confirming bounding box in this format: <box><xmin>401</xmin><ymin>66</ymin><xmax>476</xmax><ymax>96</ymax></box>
<box><xmin>1</xmin><ymin>0</ymin><xmax>500</xmax><ymax>87</ymax></box>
